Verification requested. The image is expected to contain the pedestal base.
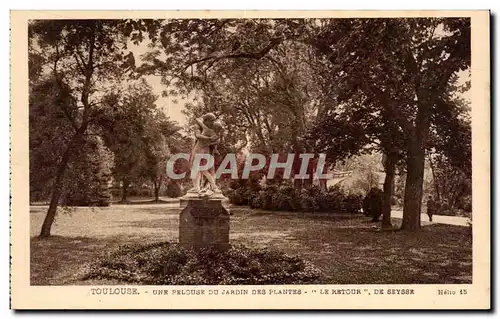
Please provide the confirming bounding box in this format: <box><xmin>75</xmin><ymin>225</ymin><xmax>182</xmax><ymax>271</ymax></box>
<box><xmin>179</xmin><ymin>196</ymin><xmax>230</xmax><ymax>251</ymax></box>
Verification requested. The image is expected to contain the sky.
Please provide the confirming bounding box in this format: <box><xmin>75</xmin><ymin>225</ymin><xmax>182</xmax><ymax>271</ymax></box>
<box><xmin>143</xmin><ymin>74</ymin><xmax>188</xmax><ymax>126</ymax></box>
<box><xmin>130</xmin><ymin>42</ymin><xmax>189</xmax><ymax>126</ymax></box>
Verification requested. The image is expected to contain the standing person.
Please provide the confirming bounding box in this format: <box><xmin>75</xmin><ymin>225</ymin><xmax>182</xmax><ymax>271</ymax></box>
<box><xmin>427</xmin><ymin>195</ymin><xmax>436</xmax><ymax>222</ymax></box>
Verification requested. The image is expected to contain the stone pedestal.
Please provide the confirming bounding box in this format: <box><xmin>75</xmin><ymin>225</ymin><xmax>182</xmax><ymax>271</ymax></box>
<box><xmin>179</xmin><ymin>196</ymin><xmax>230</xmax><ymax>251</ymax></box>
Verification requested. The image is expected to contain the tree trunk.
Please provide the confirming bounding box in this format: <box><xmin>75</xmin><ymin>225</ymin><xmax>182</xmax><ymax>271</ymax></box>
<box><xmin>381</xmin><ymin>152</ymin><xmax>397</xmax><ymax>228</ymax></box>
<box><xmin>40</xmin><ymin>127</ymin><xmax>86</xmax><ymax>237</ymax></box>
<box><xmin>401</xmin><ymin>89</ymin><xmax>431</xmax><ymax>231</ymax></box>
<box><xmin>121</xmin><ymin>179</ymin><xmax>130</xmax><ymax>203</ymax></box>
<box><xmin>39</xmin><ymin>147</ymin><xmax>72</xmax><ymax>237</ymax></box>
<box><xmin>292</xmin><ymin>149</ymin><xmax>304</xmax><ymax>191</ymax></box>
<box><xmin>293</xmin><ymin>178</ymin><xmax>303</xmax><ymax>190</ymax></box>
<box><xmin>401</xmin><ymin>145</ymin><xmax>426</xmax><ymax>230</ymax></box>
<box><xmin>154</xmin><ymin>181</ymin><xmax>160</xmax><ymax>202</ymax></box>
<box><xmin>319</xmin><ymin>179</ymin><xmax>327</xmax><ymax>192</ymax></box>
<box><xmin>40</xmin><ymin>29</ymin><xmax>95</xmax><ymax>237</ymax></box>
<box><xmin>303</xmin><ymin>157</ymin><xmax>314</xmax><ymax>189</ymax></box>
<box><xmin>303</xmin><ymin>176</ymin><xmax>313</xmax><ymax>189</ymax></box>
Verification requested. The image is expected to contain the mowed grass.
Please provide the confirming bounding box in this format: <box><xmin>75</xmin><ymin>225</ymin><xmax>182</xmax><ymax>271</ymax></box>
<box><xmin>30</xmin><ymin>204</ymin><xmax>472</xmax><ymax>285</ymax></box>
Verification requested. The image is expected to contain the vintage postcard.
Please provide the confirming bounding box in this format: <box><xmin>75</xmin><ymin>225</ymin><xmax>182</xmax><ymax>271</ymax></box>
<box><xmin>10</xmin><ymin>10</ymin><xmax>490</xmax><ymax>310</ymax></box>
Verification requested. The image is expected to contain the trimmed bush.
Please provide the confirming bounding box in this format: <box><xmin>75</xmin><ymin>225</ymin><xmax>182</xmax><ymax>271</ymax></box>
<box><xmin>463</xmin><ymin>197</ymin><xmax>472</xmax><ymax>213</ymax></box>
<box><xmin>82</xmin><ymin>242</ymin><xmax>323</xmax><ymax>285</ymax></box>
<box><xmin>227</xmin><ymin>176</ymin><xmax>262</xmax><ymax>206</ymax></box>
<box><xmin>229</xmin><ymin>181</ymin><xmax>363</xmax><ymax>214</ymax></box>
<box><xmin>362</xmin><ymin>188</ymin><xmax>383</xmax><ymax>221</ymax></box>
<box><xmin>128</xmin><ymin>187</ymin><xmax>152</xmax><ymax>197</ymax></box>
<box><xmin>165</xmin><ymin>181</ymin><xmax>183</xmax><ymax>198</ymax></box>
<box><xmin>343</xmin><ymin>194</ymin><xmax>363</xmax><ymax>214</ymax></box>
<box><xmin>62</xmin><ymin>136</ymin><xmax>113</xmax><ymax>207</ymax></box>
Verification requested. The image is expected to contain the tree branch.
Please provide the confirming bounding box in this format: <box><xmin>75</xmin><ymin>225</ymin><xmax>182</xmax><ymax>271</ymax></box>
<box><xmin>73</xmin><ymin>53</ymin><xmax>86</xmax><ymax>76</ymax></box>
<box><xmin>359</xmin><ymin>80</ymin><xmax>415</xmax><ymax>136</ymax></box>
<box><xmin>183</xmin><ymin>37</ymin><xmax>283</xmax><ymax>71</ymax></box>
<box><xmin>80</xmin><ymin>26</ymin><xmax>96</xmax><ymax>129</ymax></box>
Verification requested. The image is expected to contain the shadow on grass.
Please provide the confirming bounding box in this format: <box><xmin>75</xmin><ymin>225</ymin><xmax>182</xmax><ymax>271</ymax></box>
<box><xmin>30</xmin><ymin>208</ymin><xmax>472</xmax><ymax>285</ymax></box>
<box><xmin>118</xmin><ymin>199</ymin><xmax>178</xmax><ymax>205</ymax></box>
<box><xmin>231</xmin><ymin>208</ymin><xmax>363</xmax><ymax>221</ymax></box>
<box><xmin>30</xmin><ymin>234</ymin><xmax>162</xmax><ymax>286</ymax></box>
<box><xmin>115</xmin><ymin>216</ymin><xmax>179</xmax><ymax>229</ymax></box>
<box><xmin>288</xmin><ymin>223</ymin><xmax>472</xmax><ymax>284</ymax></box>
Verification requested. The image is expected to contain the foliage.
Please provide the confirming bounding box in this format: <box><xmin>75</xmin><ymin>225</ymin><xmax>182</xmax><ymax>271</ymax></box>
<box><xmin>29</xmin><ymin>19</ymin><xmax>163</xmax><ymax>236</ymax></box>
<box><xmin>165</xmin><ymin>181</ymin><xmax>183</xmax><ymax>198</ymax></box>
<box><xmin>61</xmin><ymin>135</ymin><xmax>114</xmax><ymax>206</ymax></box>
<box><xmin>306</xmin><ymin>18</ymin><xmax>470</xmax><ymax>229</ymax></box>
<box><xmin>427</xmin><ymin>96</ymin><xmax>472</xmax><ymax>216</ymax></box>
<box><xmin>139</xmin><ymin>20</ymin><xmax>335</xmax><ymax>191</ymax></box>
<box><xmin>96</xmin><ymin>81</ymin><xmax>157</xmax><ymax>194</ymax></box>
<box><xmin>227</xmin><ymin>186</ymin><xmax>262</xmax><ymax>207</ymax></box>
<box><xmin>29</xmin><ymin>78</ymin><xmax>114</xmax><ymax>206</ymax></box>
<box><xmin>82</xmin><ymin>242</ymin><xmax>323</xmax><ymax>285</ymax></box>
<box><xmin>229</xmin><ymin>182</ymin><xmax>362</xmax><ymax>214</ymax></box>
<box><xmin>138</xmin><ymin>18</ymin><xmax>470</xmax><ymax>229</ymax></box>
<box><xmin>29</xmin><ymin>78</ymin><xmax>76</xmax><ymax>202</ymax></box>
<box><xmin>362</xmin><ymin>188</ymin><xmax>384</xmax><ymax>221</ymax></box>
<box><xmin>334</xmin><ymin>153</ymin><xmax>384</xmax><ymax>196</ymax></box>
<box><xmin>29</xmin><ymin>18</ymin><xmax>471</xmax><ymax>234</ymax></box>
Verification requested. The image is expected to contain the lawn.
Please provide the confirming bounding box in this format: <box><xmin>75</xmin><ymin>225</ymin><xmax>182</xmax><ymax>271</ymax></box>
<box><xmin>30</xmin><ymin>203</ymin><xmax>472</xmax><ymax>285</ymax></box>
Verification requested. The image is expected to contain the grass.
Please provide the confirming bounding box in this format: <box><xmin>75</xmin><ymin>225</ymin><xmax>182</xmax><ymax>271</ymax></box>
<box><xmin>30</xmin><ymin>204</ymin><xmax>472</xmax><ymax>285</ymax></box>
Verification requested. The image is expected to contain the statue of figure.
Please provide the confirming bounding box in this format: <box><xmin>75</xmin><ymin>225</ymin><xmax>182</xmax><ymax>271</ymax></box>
<box><xmin>187</xmin><ymin>113</ymin><xmax>223</xmax><ymax>197</ymax></box>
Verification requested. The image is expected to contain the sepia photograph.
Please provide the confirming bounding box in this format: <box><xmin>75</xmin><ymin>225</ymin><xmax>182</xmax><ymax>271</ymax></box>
<box><xmin>10</xmin><ymin>10</ymin><xmax>490</xmax><ymax>310</ymax></box>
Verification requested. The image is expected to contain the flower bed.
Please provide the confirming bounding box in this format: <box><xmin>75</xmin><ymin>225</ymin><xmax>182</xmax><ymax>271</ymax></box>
<box><xmin>82</xmin><ymin>242</ymin><xmax>323</xmax><ymax>285</ymax></box>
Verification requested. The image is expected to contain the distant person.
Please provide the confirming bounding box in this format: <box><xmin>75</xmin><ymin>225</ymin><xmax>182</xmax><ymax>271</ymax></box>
<box><xmin>427</xmin><ymin>196</ymin><xmax>436</xmax><ymax>222</ymax></box>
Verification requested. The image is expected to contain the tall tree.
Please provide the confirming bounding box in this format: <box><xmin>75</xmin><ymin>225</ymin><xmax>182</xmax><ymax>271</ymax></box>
<box><xmin>308</xmin><ymin>94</ymin><xmax>405</xmax><ymax>228</ymax></box>
<box><xmin>142</xmin><ymin>110</ymin><xmax>182</xmax><ymax>202</ymax></box>
<box><xmin>30</xmin><ymin>19</ymin><xmax>161</xmax><ymax>236</ymax></box>
<box><xmin>29</xmin><ymin>78</ymin><xmax>76</xmax><ymax>202</ymax></box>
<box><xmin>138</xmin><ymin>18</ymin><xmax>470</xmax><ymax>229</ymax></box>
<box><xmin>427</xmin><ymin>81</ymin><xmax>472</xmax><ymax>214</ymax></box>
<box><xmin>96</xmin><ymin>80</ymin><xmax>159</xmax><ymax>203</ymax></box>
<box><xmin>307</xmin><ymin>18</ymin><xmax>470</xmax><ymax>230</ymax></box>
<box><xmin>139</xmin><ymin>19</ymin><xmax>327</xmax><ymax>189</ymax></box>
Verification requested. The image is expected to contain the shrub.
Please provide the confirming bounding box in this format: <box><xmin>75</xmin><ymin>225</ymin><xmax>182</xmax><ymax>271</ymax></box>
<box><xmin>61</xmin><ymin>136</ymin><xmax>114</xmax><ymax>207</ymax></box>
<box><xmin>323</xmin><ymin>186</ymin><xmax>347</xmax><ymax>212</ymax></box>
<box><xmin>463</xmin><ymin>198</ymin><xmax>472</xmax><ymax>213</ymax></box>
<box><xmin>128</xmin><ymin>187</ymin><xmax>152</xmax><ymax>197</ymax></box>
<box><xmin>227</xmin><ymin>181</ymin><xmax>363</xmax><ymax>214</ymax></box>
<box><xmin>82</xmin><ymin>242</ymin><xmax>323</xmax><ymax>285</ymax></box>
<box><xmin>299</xmin><ymin>194</ymin><xmax>318</xmax><ymax>212</ymax></box>
<box><xmin>342</xmin><ymin>194</ymin><xmax>363</xmax><ymax>214</ymax></box>
<box><xmin>227</xmin><ymin>177</ymin><xmax>262</xmax><ymax>206</ymax></box>
<box><xmin>227</xmin><ymin>187</ymin><xmax>249</xmax><ymax>206</ymax></box>
<box><xmin>249</xmin><ymin>195</ymin><xmax>262</xmax><ymax>209</ymax></box>
<box><xmin>270</xmin><ymin>184</ymin><xmax>298</xmax><ymax>211</ymax></box>
<box><xmin>288</xmin><ymin>193</ymin><xmax>302</xmax><ymax>211</ymax></box>
<box><xmin>363</xmin><ymin>188</ymin><xmax>383</xmax><ymax>221</ymax></box>
<box><xmin>165</xmin><ymin>181</ymin><xmax>183</xmax><ymax>198</ymax></box>
<box><xmin>245</xmin><ymin>188</ymin><xmax>260</xmax><ymax>205</ymax></box>
<box><xmin>257</xmin><ymin>185</ymin><xmax>278</xmax><ymax>210</ymax></box>
<box><xmin>110</xmin><ymin>187</ymin><xmax>121</xmax><ymax>198</ymax></box>
<box><xmin>271</xmin><ymin>192</ymin><xmax>292</xmax><ymax>211</ymax></box>
<box><xmin>459</xmin><ymin>195</ymin><xmax>472</xmax><ymax>213</ymax></box>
